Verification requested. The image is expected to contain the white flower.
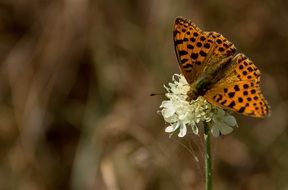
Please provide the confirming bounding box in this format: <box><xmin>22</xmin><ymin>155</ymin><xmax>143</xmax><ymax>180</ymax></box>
<box><xmin>159</xmin><ymin>74</ymin><xmax>237</xmax><ymax>137</ymax></box>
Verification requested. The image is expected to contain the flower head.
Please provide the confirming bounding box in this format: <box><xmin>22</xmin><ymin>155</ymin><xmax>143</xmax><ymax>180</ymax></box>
<box><xmin>159</xmin><ymin>74</ymin><xmax>237</xmax><ymax>137</ymax></box>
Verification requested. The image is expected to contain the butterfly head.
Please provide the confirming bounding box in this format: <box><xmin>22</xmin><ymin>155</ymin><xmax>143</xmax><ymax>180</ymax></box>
<box><xmin>186</xmin><ymin>86</ymin><xmax>198</xmax><ymax>102</ymax></box>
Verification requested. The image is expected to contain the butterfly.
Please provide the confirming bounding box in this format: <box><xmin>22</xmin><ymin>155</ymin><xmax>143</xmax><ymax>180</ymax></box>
<box><xmin>173</xmin><ymin>17</ymin><xmax>270</xmax><ymax>118</ymax></box>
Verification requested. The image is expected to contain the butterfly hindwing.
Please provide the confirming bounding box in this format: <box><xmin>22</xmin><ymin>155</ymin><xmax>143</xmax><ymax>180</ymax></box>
<box><xmin>204</xmin><ymin>54</ymin><xmax>270</xmax><ymax>117</ymax></box>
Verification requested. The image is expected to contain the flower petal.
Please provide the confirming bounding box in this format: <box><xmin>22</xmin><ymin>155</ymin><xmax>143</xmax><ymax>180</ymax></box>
<box><xmin>165</xmin><ymin>122</ymin><xmax>179</xmax><ymax>133</ymax></box>
<box><xmin>223</xmin><ymin>115</ymin><xmax>237</xmax><ymax>126</ymax></box>
<box><xmin>219</xmin><ymin>123</ymin><xmax>234</xmax><ymax>135</ymax></box>
<box><xmin>178</xmin><ymin>123</ymin><xmax>187</xmax><ymax>137</ymax></box>
<box><xmin>211</xmin><ymin>126</ymin><xmax>220</xmax><ymax>137</ymax></box>
<box><xmin>191</xmin><ymin>123</ymin><xmax>199</xmax><ymax>135</ymax></box>
<box><xmin>160</xmin><ymin>101</ymin><xmax>176</xmax><ymax>118</ymax></box>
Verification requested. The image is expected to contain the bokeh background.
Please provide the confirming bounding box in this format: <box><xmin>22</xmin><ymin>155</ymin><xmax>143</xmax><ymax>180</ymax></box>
<box><xmin>0</xmin><ymin>0</ymin><xmax>287</xmax><ymax>189</ymax></box>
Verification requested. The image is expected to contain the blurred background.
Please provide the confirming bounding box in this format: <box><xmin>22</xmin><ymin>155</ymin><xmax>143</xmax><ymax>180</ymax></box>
<box><xmin>0</xmin><ymin>0</ymin><xmax>287</xmax><ymax>189</ymax></box>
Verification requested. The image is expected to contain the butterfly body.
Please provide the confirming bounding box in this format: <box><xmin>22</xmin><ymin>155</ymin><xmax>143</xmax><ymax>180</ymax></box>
<box><xmin>173</xmin><ymin>17</ymin><xmax>270</xmax><ymax>117</ymax></box>
<box><xmin>187</xmin><ymin>55</ymin><xmax>233</xmax><ymax>101</ymax></box>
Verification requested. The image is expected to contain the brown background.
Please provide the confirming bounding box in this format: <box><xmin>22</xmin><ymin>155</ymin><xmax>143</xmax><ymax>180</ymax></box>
<box><xmin>0</xmin><ymin>0</ymin><xmax>287</xmax><ymax>189</ymax></box>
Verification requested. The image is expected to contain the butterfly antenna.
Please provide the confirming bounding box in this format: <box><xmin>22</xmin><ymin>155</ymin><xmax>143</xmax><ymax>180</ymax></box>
<box><xmin>150</xmin><ymin>93</ymin><xmax>165</xmax><ymax>96</ymax></box>
<box><xmin>150</xmin><ymin>92</ymin><xmax>187</xmax><ymax>96</ymax></box>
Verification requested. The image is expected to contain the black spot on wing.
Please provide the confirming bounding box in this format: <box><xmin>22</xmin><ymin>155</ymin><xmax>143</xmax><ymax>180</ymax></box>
<box><xmin>228</xmin><ymin>92</ymin><xmax>235</xmax><ymax>98</ymax></box>
<box><xmin>180</xmin><ymin>58</ymin><xmax>188</xmax><ymax>64</ymax></box>
<box><xmin>187</xmin><ymin>44</ymin><xmax>194</xmax><ymax>49</ymax></box>
<box><xmin>199</xmin><ymin>50</ymin><xmax>207</xmax><ymax>57</ymax></box>
<box><xmin>234</xmin><ymin>85</ymin><xmax>240</xmax><ymax>91</ymax></box>
<box><xmin>196</xmin><ymin>42</ymin><xmax>202</xmax><ymax>47</ymax></box>
<box><xmin>191</xmin><ymin>53</ymin><xmax>198</xmax><ymax>60</ymax></box>
<box><xmin>228</xmin><ymin>101</ymin><xmax>236</xmax><ymax>108</ymax></box>
<box><xmin>179</xmin><ymin>50</ymin><xmax>188</xmax><ymax>56</ymax></box>
<box><xmin>183</xmin><ymin>64</ymin><xmax>193</xmax><ymax>69</ymax></box>
<box><xmin>238</xmin><ymin>107</ymin><xmax>246</xmax><ymax>113</ymax></box>
<box><xmin>175</xmin><ymin>40</ymin><xmax>183</xmax><ymax>45</ymax></box>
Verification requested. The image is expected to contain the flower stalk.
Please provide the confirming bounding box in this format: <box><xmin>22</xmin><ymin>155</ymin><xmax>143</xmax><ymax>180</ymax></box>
<box><xmin>204</xmin><ymin>122</ymin><xmax>212</xmax><ymax>190</ymax></box>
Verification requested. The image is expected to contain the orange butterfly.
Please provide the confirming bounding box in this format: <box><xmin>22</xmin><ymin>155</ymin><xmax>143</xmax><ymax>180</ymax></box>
<box><xmin>173</xmin><ymin>17</ymin><xmax>270</xmax><ymax>117</ymax></box>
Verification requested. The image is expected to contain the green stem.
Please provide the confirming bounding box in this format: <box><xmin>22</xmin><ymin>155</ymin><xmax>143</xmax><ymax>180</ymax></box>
<box><xmin>204</xmin><ymin>122</ymin><xmax>212</xmax><ymax>190</ymax></box>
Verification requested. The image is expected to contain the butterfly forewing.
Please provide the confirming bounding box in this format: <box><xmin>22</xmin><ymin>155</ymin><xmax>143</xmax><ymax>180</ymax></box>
<box><xmin>174</xmin><ymin>17</ymin><xmax>237</xmax><ymax>83</ymax></box>
<box><xmin>174</xmin><ymin>17</ymin><xmax>211</xmax><ymax>83</ymax></box>
<box><xmin>205</xmin><ymin>31</ymin><xmax>236</xmax><ymax>57</ymax></box>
